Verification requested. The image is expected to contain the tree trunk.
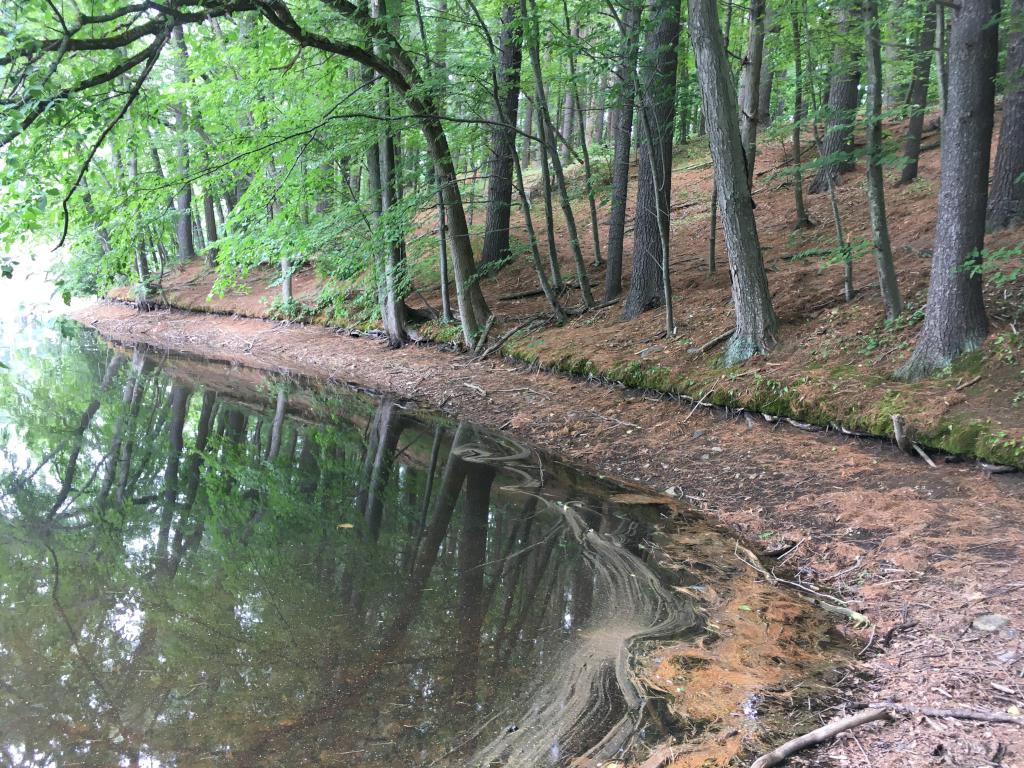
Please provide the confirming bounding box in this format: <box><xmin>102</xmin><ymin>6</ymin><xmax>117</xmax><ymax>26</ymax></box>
<box><xmin>898</xmin><ymin>0</ymin><xmax>937</xmax><ymax>185</ymax></box>
<box><xmin>171</xmin><ymin>25</ymin><xmax>196</xmax><ymax>262</ymax></box>
<box><xmin>900</xmin><ymin>0</ymin><xmax>999</xmax><ymax>379</ymax></box>
<box><xmin>809</xmin><ymin>6</ymin><xmax>862</xmax><ymax>194</ymax></box>
<box><xmin>592</xmin><ymin>73</ymin><xmax>606</xmax><ymax>144</ymax></box>
<box><xmin>481</xmin><ymin>1</ymin><xmax>523</xmax><ymax>265</ymax></box>
<box><xmin>623</xmin><ymin>0</ymin><xmax>681</xmax><ymax>319</ymax></box>
<box><xmin>737</xmin><ymin>0</ymin><xmax>766</xmax><ymax>184</ymax></box>
<box><xmin>603</xmin><ymin>0</ymin><xmax>643</xmax><ymax>300</ymax></box>
<box><xmin>203</xmin><ymin>192</ymin><xmax>218</xmax><ymax>265</ymax></box>
<box><xmin>690</xmin><ymin>0</ymin><xmax>778</xmax><ymax>363</ymax></box>
<box><xmin>864</xmin><ymin>0</ymin><xmax>903</xmax><ymax>319</ymax></box>
<box><xmin>791</xmin><ymin>9</ymin><xmax>812</xmax><ymax>230</ymax></box>
<box><xmin>987</xmin><ymin>0</ymin><xmax>1024</xmax><ymax>230</ymax></box>
<box><xmin>521</xmin><ymin>96</ymin><xmax>534</xmax><ymax>165</ymax></box>
<box><xmin>936</xmin><ymin>4</ymin><xmax>948</xmax><ymax>115</ymax></box>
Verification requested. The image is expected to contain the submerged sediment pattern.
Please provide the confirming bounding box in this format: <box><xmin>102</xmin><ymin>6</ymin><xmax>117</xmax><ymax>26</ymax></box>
<box><xmin>0</xmin><ymin>325</ymin><xmax>840</xmax><ymax>767</ymax></box>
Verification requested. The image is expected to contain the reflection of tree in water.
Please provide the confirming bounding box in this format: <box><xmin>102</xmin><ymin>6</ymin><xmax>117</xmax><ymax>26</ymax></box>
<box><xmin>0</xmin><ymin>330</ymin><xmax>703</xmax><ymax>767</ymax></box>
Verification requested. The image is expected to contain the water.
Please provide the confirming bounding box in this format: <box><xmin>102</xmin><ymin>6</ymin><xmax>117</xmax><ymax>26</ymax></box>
<box><xmin>0</xmin><ymin>323</ymin><xmax>842</xmax><ymax>767</ymax></box>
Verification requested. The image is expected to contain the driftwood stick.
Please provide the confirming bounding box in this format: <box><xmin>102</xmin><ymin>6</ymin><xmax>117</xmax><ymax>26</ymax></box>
<box><xmin>749</xmin><ymin>708</ymin><xmax>892</xmax><ymax>768</ymax></box>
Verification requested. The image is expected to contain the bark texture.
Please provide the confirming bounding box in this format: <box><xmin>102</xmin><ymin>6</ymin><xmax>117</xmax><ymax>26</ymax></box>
<box><xmin>622</xmin><ymin>0</ymin><xmax>680</xmax><ymax>319</ymax></box>
<box><xmin>898</xmin><ymin>0</ymin><xmax>937</xmax><ymax>185</ymax></box>
<box><xmin>901</xmin><ymin>0</ymin><xmax>999</xmax><ymax>379</ymax></box>
<box><xmin>809</xmin><ymin>6</ymin><xmax>862</xmax><ymax>194</ymax></box>
<box><xmin>689</xmin><ymin>0</ymin><xmax>777</xmax><ymax>363</ymax></box>
<box><xmin>603</xmin><ymin>1</ymin><xmax>642</xmax><ymax>301</ymax></box>
<box><xmin>987</xmin><ymin>0</ymin><xmax>1024</xmax><ymax>230</ymax></box>
<box><xmin>864</xmin><ymin>0</ymin><xmax>902</xmax><ymax>319</ymax></box>
<box><xmin>481</xmin><ymin>2</ymin><xmax>524</xmax><ymax>264</ymax></box>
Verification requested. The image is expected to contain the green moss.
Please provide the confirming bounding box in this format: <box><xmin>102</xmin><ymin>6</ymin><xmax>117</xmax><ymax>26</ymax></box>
<box><xmin>420</xmin><ymin>321</ymin><xmax>462</xmax><ymax>345</ymax></box>
<box><xmin>607</xmin><ymin>361</ymin><xmax>674</xmax><ymax>391</ymax></box>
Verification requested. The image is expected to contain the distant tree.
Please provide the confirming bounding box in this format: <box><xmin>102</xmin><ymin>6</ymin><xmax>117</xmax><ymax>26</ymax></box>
<box><xmin>988</xmin><ymin>0</ymin><xmax>1024</xmax><ymax>230</ymax></box>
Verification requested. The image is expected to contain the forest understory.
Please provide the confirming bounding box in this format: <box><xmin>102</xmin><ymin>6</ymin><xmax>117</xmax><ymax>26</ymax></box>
<box><xmin>113</xmin><ymin>109</ymin><xmax>1024</xmax><ymax>473</ymax></box>
<box><xmin>77</xmin><ymin>299</ymin><xmax>1024</xmax><ymax>768</ymax></box>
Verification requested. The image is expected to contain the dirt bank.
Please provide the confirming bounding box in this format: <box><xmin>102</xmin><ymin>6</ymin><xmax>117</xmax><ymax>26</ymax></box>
<box><xmin>76</xmin><ymin>302</ymin><xmax>1024</xmax><ymax>768</ymax></box>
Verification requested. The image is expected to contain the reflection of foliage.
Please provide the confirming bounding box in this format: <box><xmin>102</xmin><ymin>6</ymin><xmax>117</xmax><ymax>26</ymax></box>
<box><xmin>0</xmin><ymin>331</ymin><xmax>620</xmax><ymax>766</ymax></box>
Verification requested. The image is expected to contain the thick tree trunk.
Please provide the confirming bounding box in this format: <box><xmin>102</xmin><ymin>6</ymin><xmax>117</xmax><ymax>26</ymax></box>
<box><xmin>603</xmin><ymin>0</ymin><xmax>643</xmax><ymax>301</ymax></box>
<box><xmin>737</xmin><ymin>0</ymin><xmax>766</xmax><ymax>184</ymax></box>
<box><xmin>987</xmin><ymin>0</ymin><xmax>1024</xmax><ymax>230</ymax></box>
<box><xmin>864</xmin><ymin>0</ymin><xmax>903</xmax><ymax>319</ymax></box>
<box><xmin>623</xmin><ymin>0</ymin><xmax>681</xmax><ymax>319</ymax></box>
<box><xmin>481</xmin><ymin>2</ymin><xmax>523</xmax><ymax>265</ymax></box>
<box><xmin>203</xmin><ymin>192</ymin><xmax>218</xmax><ymax>265</ymax></box>
<box><xmin>690</xmin><ymin>0</ymin><xmax>778</xmax><ymax>363</ymax></box>
<box><xmin>901</xmin><ymin>0</ymin><xmax>998</xmax><ymax>379</ymax></box>
<box><xmin>898</xmin><ymin>0</ymin><xmax>937</xmax><ymax>185</ymax></box>
<box><xmin>809</xmin><ymin>6</ymin><xmax>862</xmax><ymax>194</ymax></box>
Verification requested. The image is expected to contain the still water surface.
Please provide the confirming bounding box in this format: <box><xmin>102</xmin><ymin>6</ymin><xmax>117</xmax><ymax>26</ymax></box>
<box><xmin>0</xmin><ymin>322</ymin><xmax>839</xmax><ymax>767</ymax></box>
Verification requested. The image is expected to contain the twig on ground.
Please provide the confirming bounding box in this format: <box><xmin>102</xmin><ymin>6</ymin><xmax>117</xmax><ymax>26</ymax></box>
<box><xmin>912</xmin><ymin>443</ymin><xmax>937</xmax><ymax>468</ymax></box>
<box><xmin>473</xmin><ymin>315</ymin><xmax>495</xmax><ymax>355</ymax></box>
<box><xmin>955</xmin><ymin>374</ymin><xmax>983</xmax><ymax>391</ymax></box>
<box><xmin>682</xmin><ymin>388</ymin><xmax>715</xmax><ymax>424</ymax></box>
<box><xmin>688</xmin><ymin>328</ymin><xmax>734</xmax><ymax>354</ymax></box>
<box><xmin>478</xmin><ymin>316</ymin><xmax>545</xmax><ymax>360</ymax></box>
<box><xmin>462</xmin><ymin>382</ymin><xmax>486</xmax><ymax>396</ymax></box>
<box><xmin>749</xmin><ymin>708</ymin><xmax>892</xmax><ymax>768</ymax></box>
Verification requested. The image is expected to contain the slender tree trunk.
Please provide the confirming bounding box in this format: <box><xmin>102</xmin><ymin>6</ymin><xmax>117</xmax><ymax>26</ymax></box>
<box><xmin>592</xmin><ymin>73</ymin><xmax>606</xmax><ymax>144</ymax></box>
<box><xmin>690</xmin><ymin>0</ymin><xmax>778</xmax><ymax>363</ymax></box>
<box><xmin>936</xmin><ymin>4</ymin><xmax>948</xmax><ymax>116</ymax></box>
<box><xmin>521</xmin><ymin>96</ymin><xmax>534</xmax><ymax>165</ymax></box>
<box><xmin>791</xmin><ymin>9</ymin><xmax>813</xmax><ymax>230</ymax></box>
<box><xmin>864</xmin><ymin>0</ymin><xmax>902</xmax><ymax>318</ymax></box>
<box><xmin>171</xmin><ymin>25</ymin><xmax>195</xmax><ymax>262</ymax></box>
<box><xmin>525</xmin><ymin>0</ymin><xmax>592</xmax><ymax>307</ymax></box>
<box><xmin>901</xmin><ymin>0</ymin><xmax>999</xmax><ymax>379</ymax></box>
<box><xmin>534</xmin><ymin>99</ymin><xmax>564</xmax><ymax>288</ymax></box>
<box><xmin>737</xmin><ymin>0</ymin><xmax>766</xmax><ymax>184</ymax></box>
<box><xmin>623</xmin><ymin>0</ymin><xmax>681</xmax><ymax>319</ymax></box>
<box><xmin>603</xmin><ymin>0</ymin><xmax>643</xmax><ymax>300</ymax></box>
<box><xmin>481</xmin><ymin>2</ymin><xmax>524</xmax><ymax>265</ymax></box>
<box><xmin>203</xmin><ymin>192</ymin><xmax>218</xmax><ymax>265</ymax></box>
<box><xmin>898</xmin><ymin>0</ymin><xmax>937</xmax><ymax>185</ymax></box>
<box><xmin>809</xmin><ymin>5</ymin><xmax>862</xmax><ymax>194</ymax></box>
<box><xmin>987</xmin><ymin>0</ymin><xmax>1024</xmax><ymax>230</ymax></box>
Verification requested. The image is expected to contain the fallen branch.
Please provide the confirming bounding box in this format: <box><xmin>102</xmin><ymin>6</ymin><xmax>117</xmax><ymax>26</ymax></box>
<box><xmin>478</xmin><ymin>316</ymin><xmax>545</xmax><ymax>360</ymax></box>
<box><xmin>912</xmin><ymin>443</ymin><xmax>937</xmax><ymax>468</ymax></box>
<box><xmin>877</xmin><ymin>704</ymin><xmax>1024</xmax><ymax>725</ymax></box>
<box><xmin>689</xmin><ymin>328</ymin><xmax>734</xmax><ymax>354</ymax></box>
<box><xmin>472</xmin><ymin>315</ymin><xmax>495</xmax><ymax>355</ymax></box>
<box><xmin>955</xmin><ymin>374</ymin><xmax>982</xmax><ymax>392</ymax></box>
<box><xmin>749</xmin><ymin>708</ymin><xmax>892</xmax><ymax>768</ymax></box>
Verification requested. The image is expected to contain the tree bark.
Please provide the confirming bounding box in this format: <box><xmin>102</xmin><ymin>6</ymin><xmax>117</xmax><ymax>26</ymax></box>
<box><xmin>809</xmin><ymin>5</ymin><xmax>862</xmax><ymax>194</ymax></box>
<box><xmin>737</xmin><ymin>0</ymin><xmax>766</xmax><ymax>184</ymax></box>
<box><xmin>481</xmin><ymin>1</ymin><xmax>523</xmax><ymax>265</ymax></box>
<box><xmin>898</xmin><ymin>0</ymin><xmax>937</xmax><ymax>185</ymax></box>
<box><xmin>690</xmin><ymin>0</ymin><xmax>778</xmax><ymax>363</ymax></box>
<box><xmin>901</xmin><ymin>0</ymin><xmax>999</xmax><ymax>379</ymax></box>
<box><xmin>603</xmin><ymin>0</ymin><xmax>643</xmax><ymax>301</ymax></box>
<box><xmin>623</xmin><ymin>0</ymin><xmax>681</xmax><ymax>319</ymax></box>
<box><xmin>790</xmin><ymin>9</ymin><xmax>813</xmax><ymax>230</ymax></box>
<box><xmin>171</xmin><ymin>25</ymin><xmax>195</xmax><ymax>262</ymax></box>
<box><xmin>864</xmin><ymin>0</ymin><xmax>903</xmax><ymax>318</ymax></box>
<box><xmin>987</xmin><ymin>0</ymin><xmax>1024</xmax><ymax>230</ymax></box>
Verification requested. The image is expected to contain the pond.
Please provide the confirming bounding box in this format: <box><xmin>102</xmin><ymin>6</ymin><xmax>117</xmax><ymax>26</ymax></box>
<box><xmin>0</xmin><ymin>321</ymin><xmax>845</xmax><ymax>767</ymax></box>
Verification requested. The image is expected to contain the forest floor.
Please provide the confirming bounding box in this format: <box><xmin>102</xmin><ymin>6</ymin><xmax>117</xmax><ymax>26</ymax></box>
<box><xmin>77</xmin><ymin>300</ymin><xmax>1024</xmax><ymax>768</ymax></box>
<box><xmin>111</xmin><ymin>107</ymin><xmax>1024</xmax><ymax>471</ymax></box>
